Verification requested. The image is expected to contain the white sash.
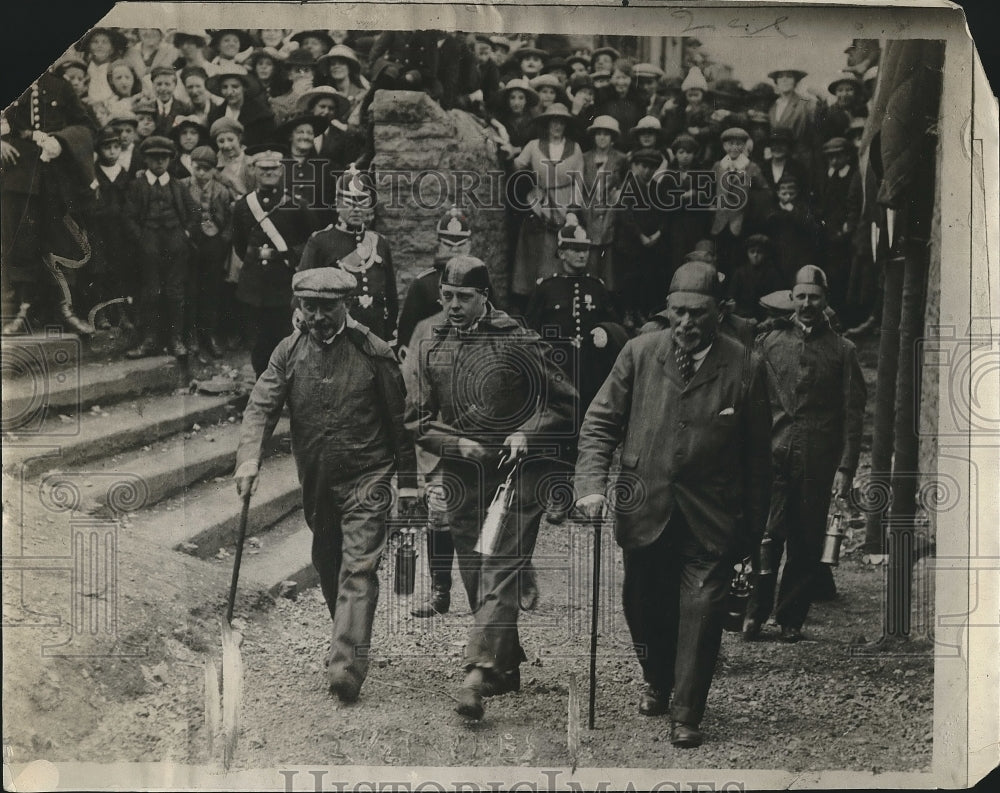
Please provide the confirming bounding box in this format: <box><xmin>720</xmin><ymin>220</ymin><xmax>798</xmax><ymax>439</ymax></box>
<box><xmin>246</xmin><ymin>192</ymin><xmax>289</xmax><ymax>252</ymax></box>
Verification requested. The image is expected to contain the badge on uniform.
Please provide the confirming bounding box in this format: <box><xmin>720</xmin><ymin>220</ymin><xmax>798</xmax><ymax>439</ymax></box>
<box><xmin>358</xmin><ymin>294</ymin><xmax>374</xmax><ymax>309</ymax></box>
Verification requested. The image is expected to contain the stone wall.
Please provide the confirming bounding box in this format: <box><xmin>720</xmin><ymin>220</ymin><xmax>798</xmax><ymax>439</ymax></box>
<box><xmin>370</xmin><ymin>91</ymin><xmax>508</xmax><ymax>305</ymax></box>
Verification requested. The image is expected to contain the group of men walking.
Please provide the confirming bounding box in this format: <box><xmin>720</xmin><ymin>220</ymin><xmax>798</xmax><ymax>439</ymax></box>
<box><xmin>232</xmin><ymin>187</ymin><xmax>866</xmax><ymax>747</ymax></box>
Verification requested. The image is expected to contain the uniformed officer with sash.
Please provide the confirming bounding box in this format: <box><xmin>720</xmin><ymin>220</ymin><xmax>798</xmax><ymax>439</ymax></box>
<box><xmin>231</xmin><ymin>143</ymin><xmax>318</xmax><ymax>376</ymax></box>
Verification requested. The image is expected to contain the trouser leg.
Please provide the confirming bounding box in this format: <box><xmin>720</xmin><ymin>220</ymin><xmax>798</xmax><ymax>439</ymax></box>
<box><xmin>775</xmin><ymin>474</ymin><xmax>831</xmax><ymax>629</ymax></box>
<box><xmin>251</xmin><ymin>306</ymin><xmax>293</xmax><ymax>378</ymax></box>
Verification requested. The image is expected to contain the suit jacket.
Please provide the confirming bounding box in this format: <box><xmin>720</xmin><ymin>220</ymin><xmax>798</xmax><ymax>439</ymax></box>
<box><xmin>206</xmin><ymin>98</ymin><xmax>277</xmax><ymax>147</ymax></box>
<box><xmin>152</xmin><ymin>98</ymin><xmax>193</xmax><ymax>137</ymax></box>
<box><xmin>122</xmin><ymin>172</ymin><xmax>200</xmax><ymax>243</ymax></box>
<box><xmin>575</xmin><ymin>330</ymin><xmax>771</xmax><ymax>557</ymax></box>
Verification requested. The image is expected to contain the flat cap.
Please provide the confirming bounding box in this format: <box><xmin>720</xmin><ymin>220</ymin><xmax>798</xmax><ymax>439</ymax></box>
<box><xmin>209</xmin><ymin>117</ymin><xmax>244</xmax><ymax>139</ymax></box>
<box><xmin>139</xmin><ymin>136</ymin><xmax>175</xmax><ymax>156</ymax></box>
<box><xmin>150</xmin><ymin>65</ymin><xmax>177</xmax><ymax>80</ymax></box>
<box><xmin>292</xmin><ymin>267</ymin><xmax>357</xmax><ymax>299</ymax></box>
<box><xmin>669</xmin><ymin>261</ymin><xmax>724</xmax><ymax>299</ymax></box>
<box><xmin>822</xmin><ymin>137</ymin><xmax>849</xmax><ymax>154</ymax></box>
<box><xmin>96</xmin><ymin>125</ymin><xmax>123</xmax><ymax>148</ymax></box>
<box><xmin>440</xmin><ymin>255</ymin><xmax>492</xmax><ymax>291</ymax></box>
<box><xmin>630</xmin><ymin>147</ymin><xmax>663</xmax><ymax>168</ymax></box>
<box><xmin>189</xmin><ymin>145</ymin><xmax>218</xmax><ymax>166</ymax></box>
<box><xmin>246</xmin><ymin>143</ymin><xmax>289</xmax><ymax>167</ymax></box>
<box><xmin>720</xmin><ymin>126</ymin><xmax>750</xmax><ymax>142</ymax></box>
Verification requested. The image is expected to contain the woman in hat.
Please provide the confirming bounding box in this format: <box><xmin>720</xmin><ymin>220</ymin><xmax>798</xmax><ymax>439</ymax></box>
<box><xmin>316</xmin><ymin>45</ymin><xmax>369</xmax><ymax>123</ymax></box>
<box><xmin>246</xmin><ymin>49</ymin><xmax>291</xmax><ymax>101</ymax></box>
<box><xmin>278</xmin><ymin>113</ymin><xmax>336</xmax><ymax>227</ymax></box>
<box><xmin>124</xmin><ymin>28</ymin><xmax>179</xmax><ymax>82</ymax></box>
<box><xmin>76</xmin><ymin>27</ymin><xmax>129</xmax><ymax>105</ymax></box>
<box><xmin>528</xmin><ymin>73</ymin><xmax>569</xmax><ymax>114</ymax></box>
<box><xmin>630</xmin><ymin>115</ymin><xmax>665</xmax><ymax>158</ymax></box>
<box><xmin>168</xmin><ymin>115</ymin><xmax>209</xmax><ymax>179</ymax></box>
<box><xmin>255</xmin><ymin>29</ymin><xmax>298</xmax><ymax>60</ymax></box>
<box><xmin>509</xmin><ymin>46</ymin><xmax>548</xmax><ymax>82</ymax></box>
<box><xmin>180</xmin><ymin>65</ymin><xmax>224</xmax><ymax>125</ymax></box>
<box><xmin>816</xmin><ymin>72</ymin><xmax>866</xmax><ymax>141</ymax></box>
<box><xmin>581</xmin><ymin>115</ymin><xmax>628</xmax><ymax>284</ymax></box>
<box><xmin>590</xmin><ymin>46</ymin><xmax>619</xmax><ymax>76</ymax></box>
<box><xmin>567</xmin><ymin>73</ymin><xmax>598</xmax><ymax>132</ymax></box>
<box><xmin>268</xmin><ymin>49</ymin><xmax>319</xmax><ymax>125</ymax></box>
<box><xmin>206</xmin><ymin>71</ymin><xmax>276</xmax><ymax>147</ymax></box>
<box><xmin>208</xmin><ymin>30</ymin><xmax>253</xmax><ymax>75</ymax></box>
<box><xmin>105</xmin><ymin>60</ymin><xmax>143</xmax><ymax>114</ymax></box>
<box><xmin>493</xmin><ymin>79</ymin><xmax>539</xmax><ymax>156</ymax></box>
<box><xmin>290</xmin><ymin>30</ymin><xmax>334</xmax><ymax>60</ymax></box>
<box><xmin>767</xmin><ymin>67</ymin><xmax>818</xmax><ymax>177</ymax></box>
<box><xmin>595</xmin><ymin>59</ymin><xmax>645</xmax><ymax>146</ymax></box>
<box><xmin>171</xmin><ymin>30</ymin><xmax>220</xmax><ymax>78</ymax></box>
<box><xmin>567</xmin><ymin>54</ymin><xmax>590</xmax><ymax>82</ymax></box>
<box><xmin>509</xmin><ymin>102</ymin><xmax>584</xmax><ymax>308</ymax></box>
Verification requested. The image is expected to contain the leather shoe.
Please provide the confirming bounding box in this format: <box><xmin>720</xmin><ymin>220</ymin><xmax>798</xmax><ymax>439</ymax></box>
<box><xmin>670</xmin><ymin>721</ymin><xmax>704</xmax><ymax>748</ymax></box>
<box><xmin>480</xmin><ymin>667</ymin><xmax>520</xmax><ymax>698</ymax></box>
<box><xmin>455</xmin><ymin>668</ymin><xmax>485</xmax><ymax>720</ymax></box>
<box><xmin>519</xmin><ymin>565</ymin><xmax>539</xmax><ymax>611</ymax></box>
<box><xmin>780</xmin><ymin>626</ymin><xmax>803</xmax><ymax>643</ymax></box>
<box><xmin>411</xmin><ymin>588</ymin><xmax>450</xmax><ymax>618</ymax></box>
<box><xmin>126</xmin><ymin>338</ymin><xmax>159</xmax><ymax>359</ymax></box>
<box><xmin>742</xmin><ymin>617</ymin><xmax>763</xmax><ymax>641</ymax></box>
<box><xmin>638</xmin><ymin>685</ymin><xmax>669</xmax><ymax>716</ymax></box>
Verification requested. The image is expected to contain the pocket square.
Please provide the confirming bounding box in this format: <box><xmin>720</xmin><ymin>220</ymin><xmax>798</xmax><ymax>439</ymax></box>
<box><xmin>719</xmin><ymin>407</ymin><xmax>735</xmax><ymax>416</ymax></box>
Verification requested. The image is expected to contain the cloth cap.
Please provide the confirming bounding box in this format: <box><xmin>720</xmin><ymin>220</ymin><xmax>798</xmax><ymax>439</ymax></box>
<box><xmin>777</xmin><ymin>173</ymin><xmax>800</xmax><ymax>188</ymax></box>
<box><xmin>569</xmin><ymin>73</ymin><xmax>594</xmax><ymax>92</ymax></box>
<box><xmin>189</xmin><ymin>145</ymin><xmax>217</xmax><ymax>166</ymax></box>
<box><xmin>96</xmin><ymin>125</ymin><xmax>123</xmax><ymax>148</ymax></box>
<box><xmin>209</xmin><ymin>117</ymin><xmax>244</xmax><ymax>139</ymax></box>
<box><xmin>55</xmin><ymin>58</ymin><xmax>88</xmax><ymax>76</ymax></box>
<box><xmin>557</xmin><ymin>212</ymin><xmax>591</xmax><ymax>249</ymax></box>
<box><xmin>630</xmin><ymin>147</ymin><xmax>663</xmax><ymax>168</ymax></box>
<box><xmin>681</xmin><ymin>66</ymin><xmax>708</xmax><ymax>92</ymax></box>
<box><xmin>822</xmin><ymin>137</ymin><xmax>849</xmax><ymax>154</ymax></box>
<box><xmin>292</xmin><ymin>267</ymin><xmax>357</xmax><ymax>299</ymax></box>
<box><xmin>591</xmin><ymin>46</ymin><xmax>620</xmax><ymax>62</ymax></box>
<box><xmin>133</xmin><ymin>98</ymin><xmax>158</xmax><ymax>117</ymax></box>
<box><xmin>529</xmin><ymin>73</ymin><xmax>561</xmax><ymax>91</ymax></box>
<box><xmin>110</xmin><ymin>109</ymin><xmax>139</xmax><ymax>127</ymax></box>
<box><xmin>794</xmin><ymin>264</ymin><xmax>828</xmax><ymax>291</ymax></box>
<box><xmin>633</xmin><ymin>115</ymin><xmax>662</xmax><ymax>132</ymax></box>
<box><xmin>440</xmin><ymin>256</ymin><xmax>492</xmax><ymax>291</ymax></box>
<box><xmin>634</xmin><ymin>62</ymin><xmax>664</xmax><ymax>79</ymax></box>
<box><xmin>140</xmin><ymin>136</ymin><xmax>175</xmax><ymax>156</ymax></box>
<box><xmin>720</xmin><ymin>126</ymin><xmax>750</xmax><ymax>142</ymax></box>
<box><xmin>669</xmin><ymin>261</ymin><xmax>724</xmax><ymax>300</ymax></box>
<box><xmin>671</xmin><ymin>133</ymin><xmax>699</xmax><ymax>152</ymax></box>
<box><xmin>828</xmin><ymin>72</ymin><xmax>862</xmax><ymax>94</ymax></box>
<box><xmin>438</xmin><ymin>206</ymin><xmax>472</xmax><ymax>245</ymax></box>
<box><xmin>512</xmin><ymin>46</ymin><xmax>548</xmax><ymax>62</ymax></box>
<box><xmin>150</xmin><ymin>65</ymin><xmax>176</xmax><ymax>81</ymax></box>
<box><xmin>246</xmin><ymin>143</ymin><xmax>290</xmax><ymax>167</ymax></box>
<box><xmin>745</xmin><ymin>233</ymin><xmax>770</xmax><ymax>249</ymax></box>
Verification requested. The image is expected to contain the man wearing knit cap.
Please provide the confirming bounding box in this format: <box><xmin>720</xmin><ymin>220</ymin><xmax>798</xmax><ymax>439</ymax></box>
<box><xmin>411</xmin><ymin>255</ymin><xmax>578</xmax><ymax>721</ymax></box>
<box><xmin>575</xmin><ymin>260</ymin><xmax>771</xmax><ymax>747</ymax></box>
<box><xmin>231</xmin><ymin>144</ymin><xmax>318</xmax><ymax>375</ymax></box>
<box><xmin>744</xmin><ymin>264</ymin><xmax>865</xmax><ymax>643</ymax></box>
<box><xmin>236</xmin><ymin>266</ymin><xmax>416</xmax><ymax>704</ymax></box>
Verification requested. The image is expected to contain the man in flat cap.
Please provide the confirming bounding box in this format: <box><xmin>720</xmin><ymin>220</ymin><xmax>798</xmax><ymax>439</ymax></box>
<box><xmin>235</xmin><ymin>266</ymin><xmax>416</xmax><ymax>704</ymax></box>
<box><xmin>411</xmin><ymin>255</ymin><xmax>578</xmax><ymax>721</ymax></box>
<box><xmin>575</xmin><ymin>260</ymin><xmax>771</xmax><ymax>748</ymax></box>
<box><xmin>232</xmin><ymin>144</ymin><xmax>319</xmax><ymax>376</ymax></box>
<box><xmin>123</xmin><ymin>135</ymin><xmax>200</xmax><ymax>357</ymax></box>
<box><xmin>744</xmin><ymin>265</ymin><xmax>865</xmax><ymax>643</ymax></box>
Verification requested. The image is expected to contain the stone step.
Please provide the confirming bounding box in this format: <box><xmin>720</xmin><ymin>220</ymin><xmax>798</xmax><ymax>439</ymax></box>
<box><xmin>237</xmin><ymin>510</ymin><xmax>319</xmax><ymax>597</ymax></box>
<box><xmin>1</xmin><ymin>326</ymin><xmax>135</xmax><ymax>377</ymax></box>
<box><xmin>2</xmin><ymin>391</ymin><xmax>248</xmax><ymax>480</ymax></box>
<box><xmin>141</xmin><ymin>453</ymin><xmax>302</xmax><ymax>560</ymax></box>
<box><xmin>51</xmin><ymin>417</ymin><xmax>291</xmax><ymax>515</ymax></box>
<box><xmin>2</xmin><ymin>354</ymin><xmax>183</xmax><ymax>434</ymax></box>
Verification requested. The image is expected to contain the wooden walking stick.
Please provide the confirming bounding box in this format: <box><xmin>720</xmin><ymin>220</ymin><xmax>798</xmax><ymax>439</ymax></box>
<box><xmin>588</xmin><ymin>510</ymin><xmax>601</xmax><ymax>730</ymax></box>
<box><xmin>226</xmin><ymin>487</ymin><xmax>253</xmax><ymax>623</ymax></box>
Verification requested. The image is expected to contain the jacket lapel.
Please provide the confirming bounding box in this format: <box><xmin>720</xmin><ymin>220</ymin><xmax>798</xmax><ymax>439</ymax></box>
<box><xmin>656</xmin><ymin>332</ymin><xmax>685</xmax><ymax>390</ymax></box>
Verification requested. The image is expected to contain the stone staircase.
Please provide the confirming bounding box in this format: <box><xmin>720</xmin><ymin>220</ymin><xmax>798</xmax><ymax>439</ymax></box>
<box><xmin>1</xmin><ymin>331</ymin><xmax>320</xmax><ymax>601</ymax></box>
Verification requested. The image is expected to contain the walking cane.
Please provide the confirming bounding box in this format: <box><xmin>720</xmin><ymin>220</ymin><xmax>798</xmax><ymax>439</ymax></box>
<box><xmin>226</xmin><ymin>487</ymin><xmax>253</xmax><ymax>624</ymax></box>
<box><xmin>588</xmin><ymin>509</ymin><xmax>601</xmax><ymax>729</ymax></box>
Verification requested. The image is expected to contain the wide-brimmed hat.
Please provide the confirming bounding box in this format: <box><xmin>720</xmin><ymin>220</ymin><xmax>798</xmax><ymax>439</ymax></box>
<box><xmin>317</xmin><ymin>44</ymin><xmax>362</xmax><ymax>75</ymax></box>
<box><xmin>828</xmin><ymin>72</ymin><xmax>862</xmax><ymax>95</ymax></box>
<box><xmin>529</xmin><ymin>73</ymin><xmax>562</xmax><ymax>91</ymax></box>
<box><xmin>569</xmin><ymin>73</ymin><xmax>594</xmax><ymax>92</ymax></box>
<box><xmin>489</xmin><ymin>36</ymin><xmax>512</xmax><ymax>53</ymax></box>
<box><xmin>711</xmin><ymin>79</ymin><xmax>745</xmax><ymax>102</ymax></box>
<box><xmin>567</xmin><ymin>54</ymin><xmax>591</xmax><ymax>70</ymax></box>
<box><xmin>533</xmin><ymin>102</ymin><xmax>574</xmax><ymax>124</ymax></box>
<box><xmin>75</xmin><ymin>27</ymin><xmax>128</xmax><ymax>56</ymax></box>
<box><xmin>208</xmin><ymin>29</ymin><xmax>254</xmax><ymax>52</ymax></box>
<box><xmin>590</xmin><ymin>46</ymin><xmax>620</xmax><ymax>62</ymax></box>
<box><xmin>630</xmin><ymin>147</ymin><xmax>663</xmax><ymax>168</ymax></box>
<box><xmin>499</xmin><ymin>78</ymin><xmax>539</xmax><ymax>107</ymax></box>
<box><xmin>290</xmin><ymin>30</ymin><xmax>334</xmax><ymax>50</ymax></box>
<box><xmin>821</xmin><ymin>137</ymin><xmax>849</xmax><ymax>154</ymax></box>
<box><xmin>277</xmin><ymin>113</ymin><xmax>328</xmax><ymax>140</ymax></box>
<box><xmin>587</xmin><ymin>115</ymin><xmax>620</xmax><ymax>137</ymax></box>
<box><xmin>169</xmin><ymin>115</ymin><xmax>208</xmax><ymax>139</ymax></box>
<box><xmin>170</xmin><ymin>29</ymin><xmax>209</xmax><ymax>48</ymax></box>
<box><xmin>54</xmin><ymin>58</ymin><xmax>88</xmax><ymax>76</ymax></box>
<box><xmin>590</xmin><ymin>69</ymin><xmax>612</xmax><ymax>82</ymax></box>
<box><xmin>768</xmin><ymin>67</ymin><xmax>808</xmax><ymax>82</ymax></box>
<box><xmin>542</xmin><ymin>57</ymin><xmax>569</xmax><ymax>76</ymax></box>
<box><xmin>295</xmin><ymin>85</ymin><xmax>352</xmax><ymax>117</ymax></box>
<box><xmin>207</xmin><ymin>71</ymin><xmax>263</xmax><ymax>98</ymax></box>
<box><xmin>282</xmin><ymin>49</ymin><xmax>318</xmax><ymax>70</ymax></box>
<box><xmin>511</xmin><ymin>46</ymin><xmax>548</xmax><ymax>62</ymax></box>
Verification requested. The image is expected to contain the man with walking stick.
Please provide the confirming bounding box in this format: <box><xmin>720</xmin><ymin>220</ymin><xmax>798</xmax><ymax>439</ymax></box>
<box><xmin>574</xmin><ymin>261</ymin><xmax>772</xmax><ymax>747</ymax></box>
<box><xmin>411</xmin><ymin>256</ymin><xmax>577</xmax><ymax>721</ymax></box>
<box><xmin>234</xmin><ymin>266</ymin><xmax>416</xmax><ymax>703</ymax></box>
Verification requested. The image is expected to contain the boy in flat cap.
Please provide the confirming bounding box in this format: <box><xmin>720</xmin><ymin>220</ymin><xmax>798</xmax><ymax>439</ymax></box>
<box><xmin>180</xmin><ymin>144</ymin><xmax>236</xmax><ymax>358</ymax></box>
<box><xmin>710</xmin><ymin>127</ymin><xmax>770</xmax><ymax>276</ymax></box>
<box><xmin>575</xmin><ymin>260</ymin><xmax>771</xmax><ymax>748</ymax></box>
<box><xmin>411</xmin><ymin>255</ymin><xmax>578</xmax><ymax>721</ymax></box>
<box><xmin>815</xmin><ymin>137</ymin><xmax>856</xmax><ymax>314</ymax></box>
<box><xmin>765</xmin><ymin>174</ymin><xmax>823</xmax><ymax>285</ymax></box>
<box><xmin>150</xmin><ymin>66</ymin><xmax>192</xmax><ymax>136</ymax></box>
<box><xmin>297</xmin><ymin>164</ymin><xmax>397</xmax><ymax>344</ymax></box>
<box><xmin>232</xmin><ymin>145</ymin><xmax>319</xmax><ymax>375</ymax></box>
<box><xmin>123</xmin><ymin>135</ymin><xmax>201</xmax><ymax>357</ymax></box>
<box><xmin>744</xmin><ymin>265</ymin><xmax>865</xmax><ymax>643</ymax></box>
<box><xmin>235</xmin><ymin>266</ymin><xmax>416</xmax><ymax>704</ymax></box>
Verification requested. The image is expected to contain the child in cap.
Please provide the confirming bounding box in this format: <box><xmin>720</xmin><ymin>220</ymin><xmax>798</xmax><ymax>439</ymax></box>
<box><xmin>110</xmin><ymin>110</ymin><xmax>142</xmax><ymax>177</ymax></box>
<box><xmin>150</xmin><ymin>66</ymin><xmax>192</xmax><ymax>136</ymax></box>
<box><xmin>709</xmin><ymin>127</ymin><xmax>770</xmax><ymax>275</ymax></box>
<box><xmin>815</xmin><ymin>137</ymin><xmax>856</xmax><ymax>314</ymax></box>
<box><xmin>168</xmin><ymin>116</ymin><xmax>208</xmax><ymax>178</ymax></box>
<box><xmin>512</xmin><ymin>46</ymin><xmax>548</xmax><ymax>80</ymax></box>
<box><xmin>727</xmin><ymin>233</ymin><xmax>785</xmax><ymax>321</ymax></box>
<box><xmin>133</xmin><ymin>98</ymin><xmax>158</xmax><ymax>142</ymax></box>
<box><xmin>657</xmin><ymin>133</ymin><xmax>711</xmax><ymax>279</ymax></box>
<box><xmin>210</xmin><ymin>117</ymin><xmax>255</xmax><ymax>197</ymax></box>
<box><xmin>678</xmin><ymin>67</ymin><xmax>713</xmax><ymax>153</ymax></box>
<box><xmin>581</xmin><ymin>115</ymin><xmax>628</xmax><ymax>285</ymax></box>
<box><xmin>594</xmin><ymin>59</ymin><xmax>644</xmax><ymax>146</ymax></box>
<box><xmin>88</xmin><ymin>125</ymin><xmax>138</xmax><ymax>329</ymax></box>
<box><xmin>764</xmin><ymin>174</ymin><xmax>822</xmax><ymax>284</ymax></box>
<box><xmin>762</xmin><ymin>126</ymin><xmax>811</xmax><ymax>196</ymax></box>
<box><xmin>180</xmin><ymin>144</ymin><xmax>236</xmax><ymax>358</ymax></box>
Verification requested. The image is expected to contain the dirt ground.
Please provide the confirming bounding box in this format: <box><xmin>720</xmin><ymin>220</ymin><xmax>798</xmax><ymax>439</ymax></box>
<box><xmin>2</xmin><ymin>332</ymin><xmax>936</xmax><ymax>776</ymax></box>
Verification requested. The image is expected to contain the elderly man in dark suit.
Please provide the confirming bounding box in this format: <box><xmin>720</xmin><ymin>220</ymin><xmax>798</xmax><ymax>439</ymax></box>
<box><xmin>575</xmin><ymin>261</ymin><xmax>772</xmax><ymax>748</ymax></box>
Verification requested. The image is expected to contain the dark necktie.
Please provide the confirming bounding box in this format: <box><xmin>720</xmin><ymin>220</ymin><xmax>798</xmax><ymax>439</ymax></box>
<box><xmin>675</xmin><ymin>345</ymin><xmax>695</xmax><ymax>385</ymax></box>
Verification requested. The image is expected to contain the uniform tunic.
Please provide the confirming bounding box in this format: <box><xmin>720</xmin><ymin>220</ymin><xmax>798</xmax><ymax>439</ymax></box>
<box><xmin>297</xmin><ymin>223</ymin><xmax>398</xmax><ymax>343</ymax></box>
<box><xmin>748</xmin><ymin>318</ymin><xmax>866</xmax><ymax>630</ymax></box>
<box><xmin>413</xmin><ymin>308</ymin><xmax>578</xmax><ymax>673</ymax></box>
<box><xmin>236</xmin><ymin>322</ymin><xmax>415</xmax><ymax>690</ymax></box>
<box><xmin>396</xmin><ymin>266</ymin><xmax>441</xmax><ymax>349</ymax></box>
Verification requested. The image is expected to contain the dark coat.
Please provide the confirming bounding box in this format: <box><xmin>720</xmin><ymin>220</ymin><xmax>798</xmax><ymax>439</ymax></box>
<box><xmin>575</xmin><ymin>329</ymin><xmax>772</xmax><ymax>557</ymax></box>
<box><xmin>396</xmin><ymin>266</ymin><xmax>441</xmax><ymax>349</ymax></box>
<box><xmin>153</xmin><ymin>98</ymin><xmax>193</xmax><ymax>137</ymax></box>
<box><xmin>122</xmin><ymin>173</ymin><xmax>200</xmax><ymax>243</ymax></box>
<box><xmin>206</xmin><ymin>97</ymin><xmax>277</xmax><ymax>147</ymax></box>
